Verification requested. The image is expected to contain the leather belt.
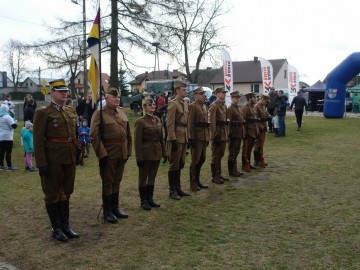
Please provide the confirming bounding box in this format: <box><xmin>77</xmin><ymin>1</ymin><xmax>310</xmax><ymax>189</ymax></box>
<box><xmin>216</xmin><ymin>121</ymin><xmax>228</xmax><ymax>126</ymax></box>
<box><xmin>230</xmin><ymin>122</ymin><xmax>243</xmax><ymax>127</ymax></box>
<box><xmin>46</xmin><ymin>137</ymin><xmax>78</xmax><ymax>143</ymax></box>
<box><xmin>143</xmin><ymin>139</ymin><xmax>160</xmax><ymax>143</ymax></box>
<box><xmin>176</xmin><ymin>122</ymin><xmax>187</xmax><ymax>127</ymax></box>
<box><xmin>246</xmin><ymin>118</ymin><xmax>258</xmax><ymax>123</ymax></box>
<box><xmin>103</xmin><ymin>139</ymin><xmax>124</xmax><ymax>144</ymax></box>
<box><xmin>194</xmin><ymin>122</ymin><xmax>210</xmax><ymax>128</ymax></box>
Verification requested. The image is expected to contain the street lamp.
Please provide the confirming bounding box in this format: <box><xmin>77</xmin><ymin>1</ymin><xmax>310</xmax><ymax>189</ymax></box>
<box><xmin>152</xmin><ymin>42</ymin><xmax>160</xmax><ymax>80</ymax></box>
<box><xmin>71</xmin><ymin>0</ymin><xmax>87</xmax><ymax>94</ymax></box>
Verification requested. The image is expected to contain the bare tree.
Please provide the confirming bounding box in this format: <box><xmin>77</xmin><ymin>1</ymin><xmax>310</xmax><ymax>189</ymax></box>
<box><xmin>30</xmin><ymin>23</ymin><xmax>84</xmax><ymax>98</ymax></box>
<box><xmin>147</xmin><ymin>0</ymin><xmax>227</xmax><ymax>83</ymax></box>
<box><xmin>2</xmin><ymin>39</ymin><xmax>29</xmax><ymax>91</ymax></box>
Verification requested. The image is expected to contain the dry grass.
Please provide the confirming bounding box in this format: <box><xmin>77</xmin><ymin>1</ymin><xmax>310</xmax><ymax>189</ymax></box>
<box><xmin>1</xmin><ymin>113</ymin><xmax>360</xmax><ymax>270</ymax></box>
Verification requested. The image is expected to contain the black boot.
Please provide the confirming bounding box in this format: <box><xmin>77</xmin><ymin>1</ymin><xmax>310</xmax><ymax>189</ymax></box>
<box><xmin>59</xmin><ymin>200</ymin><xmax>80</xmax><ymax>238</ymax></box>
<box><xmin>103</xmin><ymin>195</ymin><xmax>118</xmax><ymax>223</ymax></box>
<box><xmin>228</xmin><ymin>160</ymin><xmax>234</xmax><ymax>176</ymax></box>
<box><xmin>147</xmin><ymin>185</ymin><xmax>160</xmax><ymax>208</ymax></box>
<box><xmin>139</xmin><ymin>187</ymin><xmax>151</xmax><ymax>211</ymax></box>
<box><xmin>176</xmin><ymin>170</ymin><xmax>191</xmax><ymax>196</ymax></box>
<box><xmin>168</xmin><ymin>171</ymin><xmax>181</xmax><ymax>200</ymax></box>
<box><xmin>111</xmin><ymin>193</ymin><xmax>128</xmax><ymax>218</ymax></box>
<box><xmin>195</xmin><ymin>163</ymin><xmax>208</xmax><ymax>189</ymax></box>
<box><xmin>253</xmin><ymin>151</ymin><xmax>260</xmax><ymax>167</ymax></box>
<box><xmin>190</xmin><ymin>166</ymin><xmax>200</xmax><ymax>191</ymax></box>
<box><xmin>45</xmin><ymin>203</ymin><xmax>68</xmax><ymax>242</ymax></box>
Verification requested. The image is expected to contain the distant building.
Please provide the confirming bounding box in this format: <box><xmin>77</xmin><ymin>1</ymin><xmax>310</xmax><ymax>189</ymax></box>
<box><xmin>73</xmin><ymin>70</ymin><xmax>110</xmax><ymax>94</ymax></box>
<box><xmin>190</xmin><ymin>67</ymin><xmax>220</xmax><ymax>89</ymax></box>
<box><xmin>21</xmin><ymin>77</ymin><xmax>53</xmax><ymax>93</ymax></box>
<box><xmin>210</xmin><ymin>57</ymin><xmax>288</xmax><ymax>95</ymax></box>
<box><xmin>128</xmin><ymin>69</ymin><xmax>187</xmax><ymax>93</ymax></box>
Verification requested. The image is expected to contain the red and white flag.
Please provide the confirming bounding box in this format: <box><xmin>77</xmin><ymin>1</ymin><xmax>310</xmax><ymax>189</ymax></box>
<box><xmin>221</xmin><ymin>49</ymin><xmax>233</xmax><ymax>105</ymax></box>
<box><xmin>259</xmin><ymin>57</ymin><xmax>273</xmax><ymax>94</ymax></box>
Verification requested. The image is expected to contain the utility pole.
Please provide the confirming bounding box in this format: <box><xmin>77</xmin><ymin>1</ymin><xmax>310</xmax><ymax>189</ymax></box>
<box><xmin>152</xmin><ymin>42</ymin><xmax>160</xmax><ymax>80</ymax></box>
<box><xmin>72</xmin><ymin>0</ymin><xmax>87</xmax><ymax>94</ymax></box>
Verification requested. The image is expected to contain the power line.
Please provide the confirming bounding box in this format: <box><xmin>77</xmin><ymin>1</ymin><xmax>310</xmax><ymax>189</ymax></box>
<box><xmin>0</xmin><ymin>14</ymin><xmax>44</xmax><ymax>26</ymax></box>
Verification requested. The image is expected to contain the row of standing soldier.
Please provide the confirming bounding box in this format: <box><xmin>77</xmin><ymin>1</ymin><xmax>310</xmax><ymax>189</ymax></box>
<box><xmin>33</xmin><ymin>79</ymin><xmax>271</xmax><ymax>243</ymax></box>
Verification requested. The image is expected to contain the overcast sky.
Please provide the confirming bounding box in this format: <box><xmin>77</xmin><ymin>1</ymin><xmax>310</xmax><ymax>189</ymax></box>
<box><xmin>0</xmin><ymin>0</ymin><xmax>359</xmax><ymax>86</ymax></box>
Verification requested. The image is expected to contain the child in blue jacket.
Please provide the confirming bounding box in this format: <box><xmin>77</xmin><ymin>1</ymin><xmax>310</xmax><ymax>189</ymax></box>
<box><xmin>78</xmin><ymin>119</ymin><xmax>90</xmax><ymax>158</ymax></box>
<box><xmin>21</xmin><ymin>121</ymin><xmax>37</xmax><ymax>172</ymax></box>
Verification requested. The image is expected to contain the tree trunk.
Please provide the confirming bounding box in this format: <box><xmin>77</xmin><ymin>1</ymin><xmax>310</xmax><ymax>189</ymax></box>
<box><xmin>109</xmin><ymin>0</ymin><xmax>119</xmax><ymax>89</ymax></box>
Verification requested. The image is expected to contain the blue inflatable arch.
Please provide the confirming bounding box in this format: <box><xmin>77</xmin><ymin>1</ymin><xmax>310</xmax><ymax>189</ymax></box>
<box><xmin>324</xmin><ymin>52</ymin><xmax>360</xmax><ymax>118</ymax></box>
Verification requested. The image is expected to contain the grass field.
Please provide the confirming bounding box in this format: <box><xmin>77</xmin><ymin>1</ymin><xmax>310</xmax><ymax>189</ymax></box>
<box><xmin>0</xmin><ymin>113</ymin><xmax>359</xmax><ymax>270</ymax></box>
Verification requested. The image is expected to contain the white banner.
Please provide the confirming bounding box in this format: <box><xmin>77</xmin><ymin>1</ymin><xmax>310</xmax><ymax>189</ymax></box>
<box><xmin>259</xmin><ymin>57</ymin><xmax>273</xmax><ymax>94</ymax></box>
<box><xmin>288</xmin><ymin>64</ymin><xmax>299</xmax><ymax>105</ymax></box>
<box><xmin>288</xmin><ymin>64</ymin><xmax>299</xmax><ymax>94</ymax></box>
<box><xmin>221</xmin><ymin>49</ymin><xmax>233</xmax><ymax>105</ymax></box>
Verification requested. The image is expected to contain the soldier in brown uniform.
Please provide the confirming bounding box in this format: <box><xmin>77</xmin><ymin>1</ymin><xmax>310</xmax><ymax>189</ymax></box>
<box><xmin>166</xmin><ymin>81</ymin><xmax>190</xmax><ymax>200</ymax></box>
<box><xmin>90</xmin><ymin>88</ymin><xmax>132</xmax><ymax>223</ymax></box>
<box><xmin>33</xmin><ymin>79</ymin><xmax>80</xmax><ymax>242</ymax></box>
<box><xmin>209</xmin><ymin>87</ymin><xmax>229</xmax><ymax>184</ymax></box>
<box><xmin>227</xmin><ymin>91</ymin><xmax>245</xmax><ymax>177</ymax></box>
<box><xmin>241</xmin><ymin>92</ymin><xmax>259</xmax><ymax>173</ymax></box>
<box><xmin>134</xmin><ymin>98</ymin><xmax>166</xmax><ymax>210</ymax></box>
<box><xmin>187</xmin><ymin>87</ymin><xmax>210</xmax><ymax>192</ymax></box>
<box><xmin>254</xmin><ymin>94</ymin><xmax>271</xmax><ymax>168</ymax></box>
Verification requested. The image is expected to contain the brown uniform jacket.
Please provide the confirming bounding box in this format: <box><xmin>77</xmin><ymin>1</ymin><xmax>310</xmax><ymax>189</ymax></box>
<box><xmin>187</xmin><ymin>100</ymin><xmax>210</xmax><ymax>142</ymax></box>
<box><xmin>33</xmin><ymin>103</ymin><xmax>78</xmax><ymax>168</ymax></box>
<box><xmin>209</xmin><ymin>100</ymin><xmax>228</xmax><ymax>141</ymax></box>
<box><xmin>134</xmin><ymin>114</ymin><xmax>166</xmax><ymax>161</ymax></box>
<box><xmin>228</xmin><ymin>103</ymin><xmax>245</xmax><ymax>139</ymax></box>
<box><xmin>166</xmin><ymin>97</ymin><xmax>188</xmax><ymax>143</ymax></box>
<box><xmin>241</xmin><ymin>103</ymin><xmax>259</xmax><ymax>139</ymax></box>
<box><xmin>90</xmin><ymin>106</ymin><xmax>132</xmax><ymax>160</ymax></box>
<box><xmin>255</xmin><ymin>103</ymin><xmax>271</xmax><ymax>132</ymax></box>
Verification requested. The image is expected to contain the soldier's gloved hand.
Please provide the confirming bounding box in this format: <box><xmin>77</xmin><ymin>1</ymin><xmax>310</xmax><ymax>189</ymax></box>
<box><xmin>189</xmin><ymin>139</ymin><xmax>197</xmax><ymax>149</ymax></box>
<box><xmin>214</xmin><ymin>135</ymin><xmax>221</xmax><ymax>146</ymax></box>
<box><xmin>38</xmin><ymin>166</ymin><xmax>48</xmax><ymax>177</ymax></box>
<box><xmin>137</xmin><ymin>160</ymin><xmax>144</xmax><ymax>167</ymax></box>
<box><xmin>162</xmin><ymin>156</ymin><xmax>167</xmax><ymax>163</ymax></box>
<box><xmin>99</xmin><ymin>156</ymin><xmax>108</xmax><ymax>168</ymax></box>
<box><xmin>171</xmin><ymin>140</ymin><xmax>177</xmax><ymax>152</ymax></box>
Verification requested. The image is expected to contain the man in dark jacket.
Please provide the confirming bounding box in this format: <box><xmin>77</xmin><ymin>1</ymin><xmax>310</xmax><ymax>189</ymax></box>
<box><xmin>276</xmin><ymin>90</ymin><xmax>288</xmax><ymax>137</ymax></box>
<box><xmin>76</xmin><ymin>92</ymin><xmax>95</xmax><ymax>126</ymax></box>
<box><xmin>290</xmin><ymin>91</ymin><xmax>307</xmax><ymax>131</ymax></box>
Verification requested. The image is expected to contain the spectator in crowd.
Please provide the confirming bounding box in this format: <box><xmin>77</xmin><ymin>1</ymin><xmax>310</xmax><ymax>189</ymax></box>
<box><xmin>23</xmin><ymin>94</ymin><xmax>37</xmax><ymax>112</ymax></box>
<box><xmin>3</xmin><ymin>94</ymin><xmax>16</xmax><ymax>120</ymax></box>
<box><xmin>24</xmin><ymin>98</ymin><xmax>36</xmax><ymax>123</ymax></box>
<box><xmin>0</xmin><ymin>104</ymin><xmax>18</xmax><ymax>171</ymax></box>
<box><xmin>21</xmin><ymin>121</ymin><xmax>37</xmax><ymax>172</ymax></box>
<box><xmin>290</xmin><ymin>91</ymin><xmax>308</xmax><ymax>131</ymax></box>
<box><xmin>78</xmin><ymin>119</ymin><xmax>90</xmax><ymax>158</ymax></box>
<box><xmin>76</xmin><ymin>92</ymin><xmax>95</xmax><ymax>127</ymax></box>
<box><xmin>155</xmin><ymin>92</ymin><xmax>165</xmax><ymax>119</ymax></box>
<box><xmin>275</xmin><ymin>90</ymin><xmax>288</xmax><ymax>137</ymax></box>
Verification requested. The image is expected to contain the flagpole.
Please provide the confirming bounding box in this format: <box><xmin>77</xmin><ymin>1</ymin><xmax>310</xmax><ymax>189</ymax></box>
<box><xmin>98</xmin><ymin>7</ymin><xmax>104</xmax><ymax>111</ymax></box>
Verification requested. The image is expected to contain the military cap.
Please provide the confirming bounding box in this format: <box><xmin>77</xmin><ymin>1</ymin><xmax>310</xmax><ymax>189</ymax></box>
<box><xmin>213</xmin><ymin>87</ymin><xmax>228</xmax><ymax>95</ymax></box>
<box><xmin>269</xmin><ymin>86</ymin><xmax>275</xmax><ymax>90</ymax></box>
<box><xmin>173</xmin><ymin>81</ymin><xmax>187</xmax><ymax>89</ymax></box>
<box><xmin>49</xmin><ymin>79</ymin><xmax>69</xmax><ymax>91</ymax></box>
<box><xmin>245</xmin><ymin>92</ymin><xmax>257</xmax><ymax>99</ymax></box>
<box><xmin>193</xmin><ymin>87</ymin><xmax>205</xmax><ymax>94</ymax></box>
<box><xmin>230</xmin><ymin>91</ymin><xmax>241</xmax><ymax>98</ymax></box>
<box><xmin>107</xmin><ymin>87</ymin><xmax>120</xmax><ymax>97</ymax></box>
<box><xmin>143</xmin><ymin>98</ymin><xmax>154</xmax><ymax>107</ymax></box>
<box><xmin>260</xmin><ymin>94</ymin><xmax>270</xmax><ymax>100</ymax></box>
